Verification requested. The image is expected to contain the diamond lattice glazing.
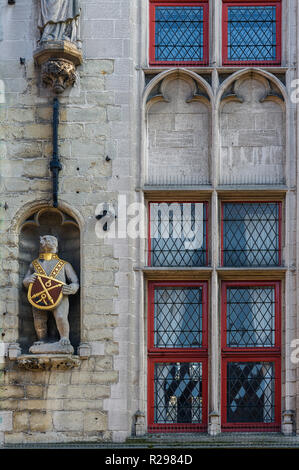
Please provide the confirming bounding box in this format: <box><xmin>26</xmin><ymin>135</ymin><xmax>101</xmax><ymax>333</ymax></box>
<box><xmin>226</xmin><ymin>287</ymin><xmax>275</xmax><ymax>348</ymax></box>
<box><xmin>222</xmin><ymin>203</ymin><xmax>280</xmax><ymax>267</ymax></box>
<box><xmin>154</xmin><ymin>287</ymin><xmax>203</xmax><ymax>348</ymax></box>
<box><xmin>227</xmin><ymin>362</ymin><xmax>275</xmax><ymax>423</ymax></box>
<box><xmin>154</xmin><ymin>362</ymin><xmax>203</xmax><ymax>423</ymax></box>
<box><xmin>155</xmin><ymin>7</ymin><xmax>204</xmax><ymax>61</ymax></box>
<box><xmin>226</xmin><ymin>6</ymin><xmax>277</xmax><ymax>61</ymax></box>
<box><xmin>150</xmin><ymin>203</ymin><xmax>207</xmax><ymax>267</ymax></box>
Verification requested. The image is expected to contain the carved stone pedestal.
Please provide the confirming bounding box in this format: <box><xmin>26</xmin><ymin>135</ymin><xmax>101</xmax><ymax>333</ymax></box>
<box><xmin>77</xmin><ymin>342</ymin><xmax>92</xmax><ymax>359</ymax></box>
<box><xmin>282</xmin><ymin>410</ymin><xmax>295</xmax><ymax>435</ymax></box>
<box><xmin>29</xmin><ymin>341</ymin><xmax>74</xmax><ymax>355</ymax></box>
<box><xmin>134</xmin><ymin>411</ymin><xmax>146</xmax><ymax>437</ymax></box>
<box><xmin>17</xmin><ymin>354</ymin><xmax>80</xmax><ymax>371</ymax></box>
<box><xmin>33</xmin><ymin>40</ymin><xmax>82</xmax><ymax>94</ymax></box>
<box><xmin>208</xmin><ymin>411</ymin><xmax>221</xmax><ymax>436</ymax></box>
<box><xmin>8</xmin><ymin>343</ymin><xmax>22</xmax><ymax>360</ymax></box>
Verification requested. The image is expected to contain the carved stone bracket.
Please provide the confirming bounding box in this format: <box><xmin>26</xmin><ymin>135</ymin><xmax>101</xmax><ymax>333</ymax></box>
<box><xmin>41</xmin><ymin>59</ymin><xmax>76</xmax><ymax>94</ymax></box>
<box><xmin>34</xmin><ymin>40</ymin><xmax>82</xmax><ymax>94</ymax></box>
<box><xmin>17</xmin><ymin>354</ymin><xmax>81</xmax><ymax>371</ymax></box>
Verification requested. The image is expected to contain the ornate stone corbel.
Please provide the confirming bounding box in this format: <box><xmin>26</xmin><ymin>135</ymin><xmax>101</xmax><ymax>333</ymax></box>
<box><xmin>34</xmin><ymin>41</ymin><xmax>82</xmax><ymax>94</ymax></box>
<box><xmin>41</xmin><ymin>58</ymin><xmax>76</xmax><ymax>94</ymax></box>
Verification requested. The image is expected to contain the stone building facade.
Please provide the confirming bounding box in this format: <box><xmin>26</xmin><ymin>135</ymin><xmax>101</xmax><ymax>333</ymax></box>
<box><xmin>0</xmin><ymin>0</ymin><xmax>298</xmax><ymax>444</ymax></box>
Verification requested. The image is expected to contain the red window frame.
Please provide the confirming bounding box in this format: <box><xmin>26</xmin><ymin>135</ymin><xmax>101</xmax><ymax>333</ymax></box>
<box><xmin>221</xmin><ymin>281</ymin><xmax>281</xmax><ymax>354</ymax></box>
<box><xmin>148</xmin><ymin>201</ymin><xmax>209</xmax><ymax>267</ymax></box>
<box><xmin>149</xmin><ymin>0</ymin><xmax>209</xmax><ymax>66</ymax></box>
<box><xmin>221</xmin><ymin>281</ymin><xmax>281</xmax><ymax>432</ymax></box>
<box><xmin>220</xmin><ymin>201</ymin><xmax>282</xmax><ymax>267</ymax></box>
<box><xmin>222</xmin><ymin>0</ymin><xmax>282</xmax><ymax>66</ymax></box>
<box><xmin>147</xmin><ymin>280</ymin><xmax>209</xmax><ymax>432</ymax></box>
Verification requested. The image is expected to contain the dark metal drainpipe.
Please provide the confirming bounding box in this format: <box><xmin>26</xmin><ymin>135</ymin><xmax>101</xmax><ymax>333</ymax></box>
<box><xmin>50</xmin><ymin>97</ymin><xmax>62</xmax><ymax>208</ymax></box>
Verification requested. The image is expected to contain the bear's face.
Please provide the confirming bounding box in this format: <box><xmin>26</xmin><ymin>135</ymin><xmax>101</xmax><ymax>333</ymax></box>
<box><xmin>40</xmin><ymin>235</ymin><xmax>58</xmax><ymax>253</ymax></box>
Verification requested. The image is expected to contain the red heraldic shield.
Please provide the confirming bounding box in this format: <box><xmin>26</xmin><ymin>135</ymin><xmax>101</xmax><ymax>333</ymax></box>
<box><xmin>28</xmin><ymin>275</ymin><xmax>65</xmax><ymax>310</ymax></box>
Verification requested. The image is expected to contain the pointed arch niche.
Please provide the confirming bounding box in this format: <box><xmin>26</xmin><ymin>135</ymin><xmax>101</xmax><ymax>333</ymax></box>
<box><xmin>145</xmin><ymin>71</ymin><xmax>212</xmax><ymax>186</ymax></box>
<box><xmin>219</xmin><ymin>72</ymin><xmax>286</xmax><ymax>185</ymax></box>
<box><xmin>18</xmin><ymin>207</ymin><xmax>80</xmax><ymax>353</ymax></box>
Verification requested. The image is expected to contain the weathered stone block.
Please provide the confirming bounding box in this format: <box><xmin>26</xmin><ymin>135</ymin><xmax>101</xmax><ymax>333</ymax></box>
<box><xmin>82</xmin><ymin>76</ymin><xmax>105</xmax><ymax>91</ymax></box>
<box><xmin>0</xmin><ymin>385</ymin><xmax>24</xmax><ymax>399</ymax></box>
<box><xmin>67</xmin><ymin>384</ymin><xmax>111</xmax><ymax>399</ymax></box>
<box><xmin>26</xmin><ymin>385</ymin><xmax>44</xmax><ymax>399</ymax></box>
<box><xmin>18</xmin><ymin>399</ymin><xmax>64</xmax><ymax>411</ymax></box>
<box><xmin>29</xmin><ymin>411</ymin><xmax>53</xmax><ymax>432</ymax></box>
<box><xmin>84</xmin><ymin>328</ymin><xmax>114</xmax><ymax>342</ymax></box>
<box><xmin>86</xmin><ymin>92</ymin><xmax>115</xmax><ymax>106</ymax></box>
<box><xmin>7</xmin><ymin>108</ymin><xmax>35</xmax><ymax>123</ymax></box>
<box><xmin>13</xmin><ymin>411</ymin><xmax>29</xmax><ymax>432</ymax></box>
<box><xmin>84</xmin><ymin>411</ymin><xmax>107</xmax><ymax>432</ymax></box>
<box><xmin>66</xmin><ymin>107</ymin><xmax>106</xmax><ymax>123</ymax></box>
<box><xmin>53</xmin><ymin>411</ymin><xmax>83</xmax><ymax>431</ymax></box>
<box><xmin>23</xmin><ymin>124</ymin><xmax>51</xmax><ymax>139</ymax></box>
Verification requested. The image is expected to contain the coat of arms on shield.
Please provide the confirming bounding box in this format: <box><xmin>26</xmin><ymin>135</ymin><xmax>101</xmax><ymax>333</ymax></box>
<box><xmin>28</xmin><ymin>275</ymin><xmax>65</xmax><ymax>310</ymax></box>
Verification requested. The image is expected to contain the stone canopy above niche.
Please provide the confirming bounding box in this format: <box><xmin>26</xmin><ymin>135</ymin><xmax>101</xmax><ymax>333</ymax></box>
<box><xmin>33</xmin><ymin>0</ymin><xmax>83</xmax><ymax>94</ymax></box>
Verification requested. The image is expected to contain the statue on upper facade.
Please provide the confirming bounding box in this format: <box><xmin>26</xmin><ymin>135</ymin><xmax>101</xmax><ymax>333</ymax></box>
<box><xmin>23</xmin><ymin>235</ymin><xmax>79</xmax><ymax>354</ymax></box>
<box><xmin>38</xmin><ymin>0</ymin><xmax>81</xmax><ymax>45</ymax></box>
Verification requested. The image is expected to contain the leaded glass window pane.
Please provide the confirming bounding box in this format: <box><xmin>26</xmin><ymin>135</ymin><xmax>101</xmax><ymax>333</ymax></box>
<box><xmin>155</xmin><ymin>7</ymin><xmax>204</xmax><ymax>61</ymax></box>
<box><xmin>227</xmin><ymin>6</ymin><xmax>277</xmax><ymax>61</ymax></box>
<box><xmin>226</xmin><ymin>287</ymin><xmax>275</xmax><ymax>348</ymax></box>
<box><xmin>222</xmin><ymin>202</ymin><xmax>280</xmax><ymax>267</ymax></box>
<box><xmin>227</xmin><ymin>362</ymin><xmax>275</xmax><ymax>423</ymax></box>
<box><xmin>154</xmin><ymin>287</ymin><xmax>203</xmax><ymax>348</ymax></box>
<box><xmin>150</xmin><ymin>202</ymin><xmax>207</xmax><ymax>267</ymax></box>
<box><xmin>154</xmin><ymin>362</ymin><xmax>203</xmax><ymax>423</ymax></box>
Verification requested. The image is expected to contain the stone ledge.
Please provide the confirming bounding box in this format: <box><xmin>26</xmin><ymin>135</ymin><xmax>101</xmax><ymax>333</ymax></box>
<box><xmin>126</xmin><ymin>432</ymin><xmax>299</xmax><ymax>448</ymax></box>
<box><xmin>16</xmin><ymin>354</ymin><xmax>81</xmax><ymax>371</ymax></box>
<box><xmin>2</xmin><ymin>433</ymin><xmax>299</xmax><ymax>448</ymax></box>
